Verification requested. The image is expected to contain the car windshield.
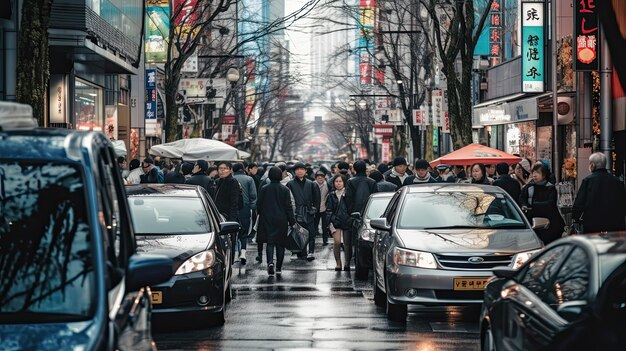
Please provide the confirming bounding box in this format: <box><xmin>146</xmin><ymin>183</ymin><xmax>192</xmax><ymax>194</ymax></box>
<box><xmin>0</xmin><ymin>161</ymin><xmax>95</xmax><ymax>322</ymax></box>
<box><xmin>365</xmin><ymin>197</ymin><xmax>392</xmax><ymax>219</ymax></box>
<box><xmin>397</xmin><ymin>192</ymin><xmax>527</xmax><ymax>230</ymax></box>
<box><xmin>129</xmin><ymin>196</ymin><xmax>212</xmax><ymax>234</ymax></box>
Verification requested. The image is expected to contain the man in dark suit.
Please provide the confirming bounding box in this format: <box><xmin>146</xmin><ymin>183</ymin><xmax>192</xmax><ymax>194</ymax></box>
<box><xmin>493</xmin><ymin>162</ymin><xmax>521</xmax><ymax>205</ymax></box>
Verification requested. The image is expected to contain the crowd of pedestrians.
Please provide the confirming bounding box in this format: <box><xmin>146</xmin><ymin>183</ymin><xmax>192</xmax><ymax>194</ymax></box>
<box><xmin>116</xmin><ymin>151</ymin><xmax>626</xmax><ymax>275</ymax></box>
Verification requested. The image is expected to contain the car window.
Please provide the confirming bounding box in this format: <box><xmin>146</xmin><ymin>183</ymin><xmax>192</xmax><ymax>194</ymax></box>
<box><xmin>520</xmin><ymin>245</ymin><xmax>571</xmax><ymax>298</ymax></box>
<box><xmin>365</xmin><ymin>197</ymin><xmax>392</xmax><ymax>219</ymax></box>
<box><xmin>0</xmin><ymin>161</ymin><xmax>95</xmax><ymax>322</ymax></box>
<box><xmin>128</xmin><ymin>196</ymin><xmax>212</xmax><ymax>234</ymax></box>
<box><xmin>397</xmin><ymin>192</ymin><xmax>526</xmax><ymax>229</ymax></box>
<box><xmin>546</xmin><ymin>247</ymin><xmax>590</xmax><ymax>306</ymax></box>
<box><xmin>385</xmin><ymin>193</ymin><xmax>401</xmax><ymax>223</ymax></box>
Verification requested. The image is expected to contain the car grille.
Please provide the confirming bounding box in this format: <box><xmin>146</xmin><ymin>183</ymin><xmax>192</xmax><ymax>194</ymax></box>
<box><xmin>434</xmin><ymin>290</ymin><xmax>485</xmax><ymax>301</ymax></box>
<box><xmin>435</xmin><ymin>253</ymin><xmax>514</xmax><ymax>270</ymax></box>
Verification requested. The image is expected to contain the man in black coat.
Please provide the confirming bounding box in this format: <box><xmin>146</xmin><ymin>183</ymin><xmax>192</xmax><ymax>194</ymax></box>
<box><xmin>214</xmin><ymin>161</ymin><xmax>241</xmax><ymax>223</ymax></box>
<box><xmin>385</xmin><ymin>157</ymin><xmax>412</xmax><ymax>188</ymax></box>
<box><xmin>287</xmin><ymin>162</ymin><xmax>321</xmax><ymax>261</ymax></box>
<box><xmin>573</xmin><ymin>152</ymin><xmax>626</xmax><ymax>233</ymax></box>
<box><xmin>493</xmin><ymin>162</ymin><xmax>521</xmax><ymax>204</ymax></box>
<box><xmin>406</xmin><ymin>159</ymin><xmax>439</xmax><ymax>184</ymax></box>
<box><xmin>346</xmin><ymin>160</ymin><xmax>377</xmax><ymax>215</ymax></box>
<box><xmin>369</xmin><ymin>170</ymin><xmax>398</xmax><ymax>192</ymax></box>
<box><xmin>184</xmin><ymin>160</ymin><xmax>212</xmax><ymax>190</ymax></box>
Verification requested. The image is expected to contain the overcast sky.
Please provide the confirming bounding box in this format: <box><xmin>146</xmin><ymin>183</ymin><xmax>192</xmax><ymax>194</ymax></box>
<box><xmin>285</xmin><ymin>0</ymin><xmax>312</xmax><ymax>87</ymax></box>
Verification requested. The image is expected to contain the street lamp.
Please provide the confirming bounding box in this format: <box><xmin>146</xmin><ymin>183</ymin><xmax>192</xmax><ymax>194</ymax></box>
<box><xmin>358</xmin><ymin>98</ymin><xmax>367</xmax><ymax>109</ymax></box>
<box><xmin>226</xmin><ymin>67</ymin><xmax>240</xmax><ymax>85</ymax></box>
<box><xmin>348</xmin><ymin>97</ymin><xmax>356</xmax><ymax>107</ymax></box>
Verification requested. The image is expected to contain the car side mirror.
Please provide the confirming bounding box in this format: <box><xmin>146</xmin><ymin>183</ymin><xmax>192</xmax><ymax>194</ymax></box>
<box><xmin>219</xmin><ymin>221</ymin><xmax>241</xmax><ymax>235</ymax></box>
<box><xmin>125</xmin><ymin>254</ymin><xmax>173</xmax><ymax>292</ymax></box>
<box><xmin>556</xmin><ymin>300</ymin><xmax>588</xmax><ymax>321</ymax></box>
<box><xmin>370</xmin><ymin>218</ymin><xmax>390</xmax><ymax>231</ymax></box>
<box><xmin>351</xmin><ymin>212</ymin><xmax>361</xmax><ymax>219</ymax></box>
<box><xmin>493</xmin><ymin>267</ymin><xmax>518</xmax><ymax>280</ymax></box>
<box><xmin>532</xmin><ymin>217</ymin><xmax>550</xmax><ymax>230</ymax></box>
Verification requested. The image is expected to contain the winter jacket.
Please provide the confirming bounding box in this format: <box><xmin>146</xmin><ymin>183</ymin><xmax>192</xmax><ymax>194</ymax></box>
<box><xmin>572</xmin><ymin>169</ymin><xmax>626</xmax><ymax>233</ymax></box>
<box><xmin>493</xmin><ymin>174</ymin><xmax>522</xmax><ymax>205</ymax></box>
<box><xmin>520</xmin><ymin>180</ymin><xmax>565</xmax><ymax>245</ymax></box>
<box><xmin>185</xmin><ymin>172</ymin><xmax>213</xmax><ymax>192</ymax></box>
<box><xmin>215</xmin><ymin>175</ymin><xmax>241</xmax><ymax>222</ymax></box>
<box><xmin>165</xmin><ymin>170</ymin><xmax>186</xmax><ymax>184</ymax></box>
<box><xmin>287</xmin><ymin>177</ymin><xmax>321</xmax><ymax>225</ymax></box>
<box><xmin>406</xmin><ymin>173</ymin><xmax>439</xmax><ymax>184</ymax></box>
<box><xmin>385</xmin><ymin>169</ymin><xmax>412</xmax><ymax>188</ymax></box>
<box><xmin>233</xmin><ymin>170</ymin><xmax>258</xmax><ymax>210</ymax></box>
<box><xmin>256</xmin><ymin>180</ymin><xmax>296</xmax><ymax>245</ymax></box>
<box><xmin>346</xmin><ymin>173</ymin><xmax>377</xmax><ymax>215</ymax></box>
<box><xmin>375</xmin><ymin>180</ymin><xmax>398</xmax><ymax>192</ymax></box>
<box><xmin>325</xmin><ymin>190</ymin><xmax>351</xmax><ymax>230</ymax></box>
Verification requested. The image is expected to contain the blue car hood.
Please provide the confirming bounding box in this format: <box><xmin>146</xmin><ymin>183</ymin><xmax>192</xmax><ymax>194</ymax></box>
<box><xmin>0</xmin><ymin>320</ymin><xmax>96</xmax><ymax>351</ymax></box>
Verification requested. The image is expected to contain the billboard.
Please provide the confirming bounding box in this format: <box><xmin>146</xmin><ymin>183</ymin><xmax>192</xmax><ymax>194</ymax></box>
<box><xmin>145</xmin><ymin>2</ymin><xmax>170</xmax><ymax>63</ymax></box>
<box><xmin>521</xmin><ymin>1</ymin><xmax>545</xmax><ymax>93</ymax></box>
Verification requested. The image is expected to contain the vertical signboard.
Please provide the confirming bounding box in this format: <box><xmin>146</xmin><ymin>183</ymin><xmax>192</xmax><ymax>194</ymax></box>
<box><xmin>489</xmin><ymin>0</ymin><xmax>503</xmax><ymax>66</ymax></box>
<box><xmin>145</xmin><ymin>1</ymin><xmax>170</xmax><ymax>63</ymax></box>
<box><xmin>145</xmin><ymin>69</ymin><xmax>157</xmax><ymax>119</ymax></box>
<box><xmin>358</xmin><ymin>0</ymin><xmax>375</xmax><ymax>85</ymax></box>
<box><xmin>49</xmin><ymin>75</ymin><xmax>67</xmax><ymax>124</ymax></box>
<box><xmin>574</xmin><ymin>0</ymin><xmax>599</xmax><ymax>71</ymax></box>
<box><xmin>173</xmin><ymin>0</ymin><xmax>199</xmax><ymax>42</ymax></box>
<box><xmin>432</xmin><ymin>89</ymin><xmax>443</xmax><ymax>126</ymax></box>
<box><xmin>521</xmin><ymin>2</ymin><xmax>545</xmax><ymax>93</ymax></box>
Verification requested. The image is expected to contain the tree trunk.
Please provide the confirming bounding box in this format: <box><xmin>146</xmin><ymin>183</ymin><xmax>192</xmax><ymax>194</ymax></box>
<box><xmin>165</xmin><ymin>90</ymin><xmax>179</xmax><ymax>142</ymax></box>
<box><xmin>409</xmin><ymin>125</ymin><xmax>421</xmax><ymax>161</ymax></box>
<box><xmin>16</xmin><ymin>0</ymin><xmax>53</xmax><ymax>125</ymax></box>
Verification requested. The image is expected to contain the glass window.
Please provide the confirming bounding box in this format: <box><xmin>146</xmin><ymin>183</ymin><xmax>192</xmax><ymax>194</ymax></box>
<box><xmin>397</xmin><ymin>192</ymin><xmax>527</xmax><ymax>229</ymax></box>
<box><xmin>0</xmin><ymin>161</ymin><xmax>95</xmax><ymax>322</ymax></box>
<box><xmin>547</xmin><ymin>247</ymin><xmax>590</xmax><ymax>306</ymax></box>
<box><xmin>520</xmin><ymin>245</ymin><xmax>570</xmax><ymax>298</ymax></box>
<box><xmin>129</xmin><ymin>197</ymin><xmax>212</xmax><ymax>234</ymax></box>
<box><xmin>75</xmin><ymin>79</ymin><xmax>103</xmax><ymax>131</ymax></box>
<box><xmin>365</xmin><ymin>197</ymin><xmax>392</xmax><ymax>219</ymax></box>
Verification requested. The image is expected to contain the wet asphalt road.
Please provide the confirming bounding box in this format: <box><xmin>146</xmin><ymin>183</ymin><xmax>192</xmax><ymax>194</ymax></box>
<box><xmin>153</xmin><ymin>237</ymin><xmax>481</xmax><ymax>351</ymax></box>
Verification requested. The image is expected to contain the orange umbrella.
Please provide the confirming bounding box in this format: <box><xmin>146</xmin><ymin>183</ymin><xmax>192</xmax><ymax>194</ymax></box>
<box><xmin>430</xmin><ymin>143</ymin><xmax>522</xmax><ymax>167</ymax></box>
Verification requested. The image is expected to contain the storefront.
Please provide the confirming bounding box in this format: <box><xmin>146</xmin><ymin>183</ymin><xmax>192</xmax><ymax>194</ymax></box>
<box><xmin>75</xmin><ymin>78</ymin><xmax>104</xmax><ymax>131</ymax></box>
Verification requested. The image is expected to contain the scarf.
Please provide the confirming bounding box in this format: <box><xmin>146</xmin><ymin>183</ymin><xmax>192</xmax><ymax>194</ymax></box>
<box><xmin>413</xmin><ymin>172</ymin><xmax>432</xmax><ymax>183</ymax></box>
<box><xmin>335</xmin><ymin>188</ymin><xmax>345</xmax><ymax>198</ymax></box>
<box><xmin>391</xmin><ymin>168</ymin><xmax>409</xmax><ymax>183</ymax></box>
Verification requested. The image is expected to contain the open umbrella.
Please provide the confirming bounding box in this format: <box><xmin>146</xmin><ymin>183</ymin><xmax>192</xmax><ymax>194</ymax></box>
<box><xmin>430</xmin><ymin>143</ymin><xmax>521</xmax><ymax>167</ymax></box>
<box><xmin>149</xmin><ymin>138</ymin><xmax>250</xmax><ymax>161</ymax></box>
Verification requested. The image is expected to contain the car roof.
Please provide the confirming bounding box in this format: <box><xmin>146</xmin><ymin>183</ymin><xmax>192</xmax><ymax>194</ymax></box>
<box><xmin>404</xmin><ymin>183</ymin><xmax>505</xmax><ymax>194</ymax></box>
<box><xmin>563</xmin><ymin>233</ymin><xmax>626</xmax><ymax>255</ymax></box>
<box><xmin>370</xmin><ymin>192</ymin><xmax>395</xmax><ymax>198</ymax></box>
<box><xmin>0</xmin><ymin>128</ymin><xmax>109</xmax><ymax>162</ymax></box>
<box><xmin>125</xmin><ymin>184</ymin><xmax>202</xmax><ymax>197</ymax></box>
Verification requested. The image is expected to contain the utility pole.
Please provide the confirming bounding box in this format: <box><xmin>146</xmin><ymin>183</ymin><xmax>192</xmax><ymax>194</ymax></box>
<box><xmin>599</xmin><ymin>25</ymin><xmax>613</xmax><ymax>170</ymax></box>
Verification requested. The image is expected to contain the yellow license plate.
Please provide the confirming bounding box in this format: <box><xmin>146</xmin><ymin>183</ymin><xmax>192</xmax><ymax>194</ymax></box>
<box><xmin>150</xmin><ymin>291</ymin><xmax>162</xmax><ymax>305</ymax></box>
<box><xmin>453</xmin><ymin>277</ymin><xmax>489</xmax><ymax>291</ymax></box>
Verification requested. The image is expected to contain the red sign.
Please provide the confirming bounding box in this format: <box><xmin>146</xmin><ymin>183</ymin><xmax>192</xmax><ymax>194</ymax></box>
<box><xmin>360</xmin><ymin>63</ymin><xmax>372</xmax><ymax>84</ymax></box>
<box><xmin>374</xmin><ymin>124</ymin><xmax>393</xmax><ymax>137</ymax></box>
<box><xmin>360</xmin><ymin>0</ymin><xmax>376</xmax><ymax>7</ymax></box>
<box><xmin>381</xmin><ymin>138</ymin><xmax>390</xmax><ymax>163</ymax></box>
<box><xmin>489</xmin><ymin>0</ymin><xmax>503</xmax><ymax>66</ymax></box>
<box><xmin>223</xmin><ymin>115</ymin><xmax>236</xmax><ymax>124</ymax></box>
<box><xmin>574</xmin><ymin>0</ymin><xmax>599</xmax><ymax>70</ymax></box>
<box><xmin>374</xmin><ymin>67</ymin><xmax>385</xmax><ymax>84</ymax></box>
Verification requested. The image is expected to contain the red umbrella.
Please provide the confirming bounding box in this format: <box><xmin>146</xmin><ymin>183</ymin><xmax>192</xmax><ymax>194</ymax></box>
<box><xmin>430</xmin><ymin>143</ymin><xmax>522</xmax><ymax>167</ymax></box>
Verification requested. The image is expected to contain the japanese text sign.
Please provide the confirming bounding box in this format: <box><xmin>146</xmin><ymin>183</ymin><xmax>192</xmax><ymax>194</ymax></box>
<box><xmin>574</xmin><ymin>0</ymin><xmax>599</xmax><ymax>70</ymax></box>
<box><xmin>521</xmin><ymin>2</ymin><xmax>545</xmax><ymax>93</ymax></box>
<box><xmin>489</xmin><ymin>0</ymin><xmax>503</xmax><ymax>66</ymax></box>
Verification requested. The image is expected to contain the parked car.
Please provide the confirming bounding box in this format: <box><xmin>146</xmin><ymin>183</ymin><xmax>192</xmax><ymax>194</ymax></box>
<box><xmin>126</xmin><ymin>184</ymin><xmax>239</xmax><ymax>325</ymax></box>
<box><xmin>371</xmin><ymin>183</ymin><xmax>544</xmax><ymax>322</ymax></box>
<box><xmin>480</xmin><ymin>233</ymin><xmax>626</xmax><ymax>351</ymax></box>
<box><xmin>0</xmin><ymin>102</ymin><xmax>172</xmax><ymax>350</ymax></box>
<box><xmin>353</xmin><ymin>192</ymin><xmax>395</xmax><ymax>280</ymax></box>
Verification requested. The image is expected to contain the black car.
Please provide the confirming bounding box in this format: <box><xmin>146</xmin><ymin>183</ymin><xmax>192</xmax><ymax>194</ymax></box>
<box><xmin>126</xmin><ymin>184</ymin><xmax>239</xmax><ymax>325</ymax></box>
<box><xmin>480</xmin><ymin>233</ymin><xmax>626</xmax><ymax>351</ymax></box>
<box><xmin>0</xmin><ymin>102</ymin><xmax>172</xmax><ymax>350</ymax></box>
<box><xmin>353</xmin><ymin>192</ymin><xmax>394</xmax><ymax>280</ymax></box>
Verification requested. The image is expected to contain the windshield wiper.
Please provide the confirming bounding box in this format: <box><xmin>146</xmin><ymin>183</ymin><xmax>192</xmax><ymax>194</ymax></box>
<box><xmin>0</xmin><ymin>312</ymin><xmax>89</xmax><ymax>323</ymax></box>
<box><xmin>422</xmin><ymin>225</ymin><xmax>484</xmax><ymax>230</ymax></box>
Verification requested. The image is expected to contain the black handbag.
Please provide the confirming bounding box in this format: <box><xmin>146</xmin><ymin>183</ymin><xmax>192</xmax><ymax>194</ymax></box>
<box><xmin>285</xmin><ymin>223</ymin><xmax>309</xmax><ymax>253</ymax></box>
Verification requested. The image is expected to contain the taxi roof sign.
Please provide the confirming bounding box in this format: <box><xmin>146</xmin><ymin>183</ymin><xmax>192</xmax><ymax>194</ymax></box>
<box><xmin>0</xmin><ymin>102</ymin><xmax>38</xmax><ymax>130</ymax></box>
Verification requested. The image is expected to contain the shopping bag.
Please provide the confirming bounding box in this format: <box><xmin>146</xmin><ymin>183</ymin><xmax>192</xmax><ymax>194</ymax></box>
<box><xmin>285</xmin><ymin>223</ymin><xmax>309</xmax><ymax>253</ymax></box>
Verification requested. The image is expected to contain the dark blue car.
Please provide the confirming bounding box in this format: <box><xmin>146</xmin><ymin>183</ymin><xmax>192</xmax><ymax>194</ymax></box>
<box><xmin>0</xmin><ymin>103</ymin><xmax>172</xmax><ymax>350</ymax></box>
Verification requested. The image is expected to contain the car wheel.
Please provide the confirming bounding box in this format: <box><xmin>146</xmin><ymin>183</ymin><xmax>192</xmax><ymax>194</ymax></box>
<box><xmin>225</xmin><ymin>281</ymin><xmax>232</xmax><ymax>303</ymax></box>
<box><xmin>482</xmin><ymin>324</ymin><xmax>496</xmax><ymax>351</ymax></box>
<box><xmin>386</xmin><ymin>298</ymin><xmax>407</xmax><ymax>322</ymax></box>
<box><xmin>355</xmin><ymin>255</ymin><xmax>368</xmax><ymax>280</ymax></box>
<box><xmin>373</xmin><ymin>271</ymin><xmax>386</xmax><ymax>307</ymax></box>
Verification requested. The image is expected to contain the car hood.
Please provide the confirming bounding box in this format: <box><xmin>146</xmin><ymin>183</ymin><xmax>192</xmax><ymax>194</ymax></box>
<box><xmin>135</xmin><ymin>233</ymin><xmax>215</xmax><ymax>264</ymax></box>
<box><xmin>0</xmin><ymin>320</ymin><xmax>96</xmax><ymax>351</ymax></box>
<box><xmin>395</xmin><ymin>228</ymin><xmax>541</xmax><ymax>254</ymax></box>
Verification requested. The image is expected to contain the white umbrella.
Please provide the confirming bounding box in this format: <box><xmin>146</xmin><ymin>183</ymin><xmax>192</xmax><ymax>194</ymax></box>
<box><xmin>149</xmin><ymin>138</ymin><xmax>250</xmax><ymax>161</ymax></box>
<box><xmin>111</xmin><ymin>140</ymin><xmax>127</xmax><ymax>157</ymax></box>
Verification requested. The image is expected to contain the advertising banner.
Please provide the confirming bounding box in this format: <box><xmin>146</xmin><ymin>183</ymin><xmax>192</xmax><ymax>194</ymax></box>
<box><xmin>381</xmin><ymin>138</ymin><xmax>390</xmax><ymax>163</ymax></box>
<box><xmin>181</xmin><ymin>52</ymin><xmax>198</xmax><ymax>73</ymax></box>
<box><xmin>574</xmin><ymin>0</ymin><xmax>599</xmax><ymax>71</ymax></box>
<box><xmin>145</xmin><ymin>2</ymin><xmax>170</xmax><ymax>63</ymax></box>
<box><xmin>432</xmin><ymin>89</ymin><xmax>443</xmax><ymax>127</ymax></box>
<box><xmin>521</xmin><ymin>1</ymin><xmax>545</xmax><ymax>93</ymax></box>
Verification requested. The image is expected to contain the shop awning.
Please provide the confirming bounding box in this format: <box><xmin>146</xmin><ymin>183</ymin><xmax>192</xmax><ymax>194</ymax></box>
<box><xmin>473</xmin><ymin>93</ymin><xmax>526</xmax><ymax>109</ymax></box>
<box><xmin>430</xmin><ymin>143</ymin><xmax>522</xmax><ymax>167</ymax></box>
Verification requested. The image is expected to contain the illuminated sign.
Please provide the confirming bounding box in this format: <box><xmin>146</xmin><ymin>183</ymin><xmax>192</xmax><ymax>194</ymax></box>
<box><xmin>574</xmin><ymin>0</ymin><xmax>599</xmax><ymax>71</ymax></box>
<box><xmin>521</xmin><ymin>1</ymin><xmax>545</xmax><ymax>93</ymax></box>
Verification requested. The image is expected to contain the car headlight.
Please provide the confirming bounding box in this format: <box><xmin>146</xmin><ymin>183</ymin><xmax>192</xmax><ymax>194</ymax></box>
<box><xmin>510</xmin><ymin>249</ymin><xmax>541</xmax><ymax>270</ymax></box>
<box><xmin>360</xmin><ymin>228</ymin><xmax>376</xmax><ymax>241</ymax></box>
<box><xmin>393</xmin><ymin>247</ymin><xmax>437</xmax><ymax>269</ymax></box>
<box><xmin>175</xmin><ymin>250</ymin><xmax>215</xmax><ymax>275</ymax></box>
